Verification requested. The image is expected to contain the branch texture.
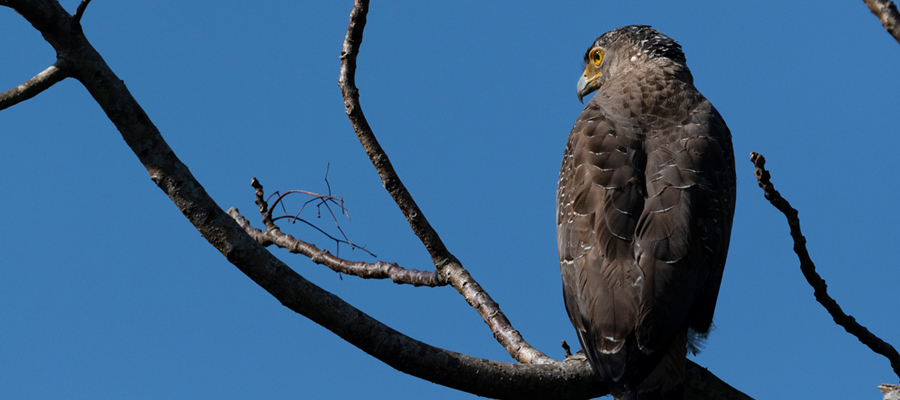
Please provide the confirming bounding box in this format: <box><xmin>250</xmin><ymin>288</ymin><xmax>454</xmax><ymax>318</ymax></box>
<box><xmin>751</xmin><ymin>152</ymin><xmax>900</xmax><ymax>379</ymax></box>
<box><xmin>0</xmin><ymin>61</ymin><xmax>69</xmax><ymax>110</ymax></box>
<box><xmin>864</xmin><ymin>0</ymin><xmax>900</xmax><ymax>44</ymax></box>
<box><xmin>229</xmin><ymin>178</ymin><xmax>445</xmax><ymax>286</ymax></box>
<box><xmin>337</xmin><ymin>0</ymin><xmax>553</xmax><ymax>365</ymax></box>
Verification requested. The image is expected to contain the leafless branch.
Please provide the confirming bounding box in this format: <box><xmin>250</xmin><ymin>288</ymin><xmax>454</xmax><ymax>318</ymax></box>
<box><xmin>750</xmin><ymin>152</ymin><xmax>900</xmax><ymax>379</ymax></box>
<box><xmin>1</xmin><ymin>0</ymin><xmax>748</xmax><ymax>397</ymax></box>
<box><xmin>230</xmin><ymin>208</ymin><xmax>444</xmax><ymax>286</ymax></box>
<box><xmin>0</xmin><ymin>1</ymin><xmax>603</xmax><ymax>397</ymax></box>
<box><xmin>273</xmin><ymin>215</ymin><xmax>377</xmax><ymax>257</ymax></box>
<box><xmin>0</xmin><ymin>60</ymin><xmax>69</xmax><ymax>110</ymax></box>
<box><xmin>863</xmin><ymin>0</ymin><xmax>900</xmax><ymax>44</ymax></box>
<box><xmin>72</xmin><ymin>0</ymin><xmax>90</xmax><ymax>27</ymax></box>
<box><xmin>256</xmin><ymin>178</ymin><xmax>371</xmax><ymax>256</ymax></box>
<box><xmin>261</xmin><ymin>183</ymin><xmax>372</xmax><ymax>257</ymax></box>
<box><xmin>338</xmin><ymin>0</ymin><xmax>553</xmax><ymax>365</ymax></box>
<box><xmin>235</xmin><ymin>178</ymin><xmax>441</xmax><ymax>286</ymax></box>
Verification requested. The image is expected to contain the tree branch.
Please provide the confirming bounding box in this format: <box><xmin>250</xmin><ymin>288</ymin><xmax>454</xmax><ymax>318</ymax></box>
<box><xmin>229</xmin><ymin>178</ymin><xmax>446</xmax><ymax>287</ymax></box>
<box><xmin>863</xmin><ymin>0</ymin><xmax>900</xmax><ymax>44</ymax></box>
<box><xmin>750</xmin><ymin>152</ymin><xmax>900</xmax><ymax>379</ymax></box>
<box><xmin>0</xmin><ymin>1</ymin><xmax>606</xmax><ymax>398</ymax></box>
<box><xmin>337</xmin><ymin>0</ymin><xmax>554</xmax><ymax>365</ymax></box>
<box><xmin>71</xmin><ymin>0</ymin><xmax>90</xmax><ymax>27</ymax></box>
<box><xmin>0</xmin><ymin>60</ymin><xmax>69</xmax><ymax>110</ymax></box>
<box><xmin>1</xmin><ymin>1</ymin><xmax>749</xmax><ymax>397</ymax></box>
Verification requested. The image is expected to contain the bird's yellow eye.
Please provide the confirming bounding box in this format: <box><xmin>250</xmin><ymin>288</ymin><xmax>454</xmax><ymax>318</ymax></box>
<box><xmin>591</xmin><ymin>49</ymin><xmax>603</xmax><ymax>65</ymax></box>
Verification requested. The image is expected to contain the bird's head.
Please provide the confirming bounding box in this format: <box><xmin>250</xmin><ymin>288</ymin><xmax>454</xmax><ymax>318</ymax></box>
<box><xmin>576</xmin><ymin>25</ymin><xmax>686</xmax><ymax>103</ymax></box>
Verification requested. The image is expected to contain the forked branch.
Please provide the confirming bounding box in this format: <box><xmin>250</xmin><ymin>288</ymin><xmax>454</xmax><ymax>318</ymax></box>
<box><xmin>751</xmin><ymin>152</ymin><xmax>900</xmax><ymax>379</ymax></box>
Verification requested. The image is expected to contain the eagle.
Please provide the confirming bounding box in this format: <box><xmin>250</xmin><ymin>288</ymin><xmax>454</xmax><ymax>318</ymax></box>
<box><xmin>557</xmin><ymin>26</ymin><xmax>736</xmax><ymax>400</ymax></box>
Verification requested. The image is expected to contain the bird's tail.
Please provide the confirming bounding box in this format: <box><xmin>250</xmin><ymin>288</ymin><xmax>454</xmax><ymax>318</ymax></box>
<box><xmin>615</xmin><ymin>332</ymin><xmax>687</xmax><ymax>400</ymax></box>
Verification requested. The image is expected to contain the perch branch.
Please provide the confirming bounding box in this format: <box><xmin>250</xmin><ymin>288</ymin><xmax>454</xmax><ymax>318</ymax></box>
<box><xmin>751</xmin><ymin>152</ymin><xmax>900</xmax><ymax>379</ymax></box>
<box><xmin>863</xmin><ymin>0</ymin><xmax>900</xmax><ymax>44</ymax></box>
<box><xmin>338</xmin><ymin>0</ymin><xmax>553</xmax><ymax>365</ymax></box>
<box><xmin>0</xmin><ymin>61</ymin><xmax>69</xmax><ymax>110</ymax></box>
<box><xmin>1</xmin><ymin>0</ymin><xmax>749</xmax><ymax>397</ymax></box>
<box><xmin>2</xmin><ymin>0</ymin><xmax>600</xmax><ymax>397</ymax></box>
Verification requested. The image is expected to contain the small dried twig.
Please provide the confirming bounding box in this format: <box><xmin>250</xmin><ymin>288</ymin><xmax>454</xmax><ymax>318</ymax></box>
<box><xmin>230</xmin><ymin>208</ymin><xmax>444</xmax><ymax>286</ymax></box>
<box><xmin>257</xmin><ymin>172</ymin><xmax>370</xmax><ymax>257</ymax></box>
<box><xmin>561</xmin><ymin>341</ymin><xmax>572</xmax><ymax>358</ymax></box>
<box><xmin>232</xmin><ymin>178</ymin><xmax>444</xmax><ymax>286</ymax></box>
<box><xmin>751</xmin><ymin>152</ymin><xmax>900</xmax><ymax>379</ymax></box>
<box><xmin>863</xmin><ymin>0</ymin><xmax>900</xmax><ymax>44</ymax></box>
<box><xmin>272</xmin><ymin>215</ymin><xmax>376</xmax><ymax>258</ymax></box>
<box><xmin>0</xmin><ymin>61</ymin><xmax>70</xmax><ymax>111</ymax></box>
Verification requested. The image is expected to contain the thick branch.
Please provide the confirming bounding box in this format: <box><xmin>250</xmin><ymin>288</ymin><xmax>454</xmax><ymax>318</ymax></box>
<box><xmin>337</xmin><ymin>0</ymin><xmax>553</xmax><ymax>365</ymax></box>
<box><xmin>751</xmin><ymin>152</ymin><xmax>900</xmax><ymax>379</ymax></box>
<box><xmin>863</xmin><ymin>0</ymin><xmax>900</xmax><ymax>44</ymax></box>
<box><xmin>0</xmin><ymin>61</ymin><xmax>69</xmax><ymax>110</ymax></box>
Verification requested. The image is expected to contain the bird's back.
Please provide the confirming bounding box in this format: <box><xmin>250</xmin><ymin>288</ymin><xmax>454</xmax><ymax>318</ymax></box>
<box><xmin>558</xmin><ymin>52</ymin><xmax>735</xmax><ymax>399</ymax></box>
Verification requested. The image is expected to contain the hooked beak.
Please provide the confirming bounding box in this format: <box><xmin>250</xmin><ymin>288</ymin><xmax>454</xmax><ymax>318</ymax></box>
<box><xmin>576</xmin><ymin>69</ymin><xmax>602</xmax><ymax>104</ymax></box>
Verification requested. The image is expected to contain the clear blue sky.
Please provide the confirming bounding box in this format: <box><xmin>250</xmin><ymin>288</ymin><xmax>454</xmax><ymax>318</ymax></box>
<box><xmin>2</xmin><ymin>1</ymin><xmax>898</xmax><ymax>398</ymax></box>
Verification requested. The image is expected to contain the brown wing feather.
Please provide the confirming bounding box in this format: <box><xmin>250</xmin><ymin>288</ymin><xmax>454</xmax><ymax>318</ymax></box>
<box><xmin>558</xmin><ymin>99</ymin><xmax>647</xmax><ymax>383</ymax></box>
<box><xmin>558</xmin><ymin>74</ymin><xmax>735</xmax><ymax>394</ymax></box>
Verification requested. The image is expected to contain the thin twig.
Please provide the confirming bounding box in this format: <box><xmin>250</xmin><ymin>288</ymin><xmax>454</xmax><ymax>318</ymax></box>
<box><xmin>231</xmin><ymin>208</ymin><xmax>443</xmax><ymax>286</ymax></box>
<box><xmin>272</xmin><ymin>215</ymin><xmax>377</xmax><ymax>258</ymax></box>
<box><xmin>269</xmin><ymin>189</ymin><xmax>345</xmax><ymax>215</ymax></box>
<box><xmin>863</xmin><ymin>0</ymin><xmax>900</xmax><ymax>44</ymax></box>
<box><xmin>751</xmin><ymin>152</ymin><xmax>900</xmax><ymax>379</ymax></box>
<box><xmin>252</xmin><ymin>178</ymin><xmax>366</xmax><ymax>255</ymax></box>
<box><xmin>0</xmin><ymin>61</ymin><xmax>70</xmax><ymax>111</ymax></box>
<box><xmin>337</xmin><ymin>0</ymin><xmax>552</xmax><ymax>365</ymax></box>
<box><xmin>72</xmin><ymin>0</ymin><xmax>92</xmax><ymax>27</ymax></box>
<box><xmin>262</xmin><ymin>181</ymin><xmax>364</xmax><ymax>256</ymax></box>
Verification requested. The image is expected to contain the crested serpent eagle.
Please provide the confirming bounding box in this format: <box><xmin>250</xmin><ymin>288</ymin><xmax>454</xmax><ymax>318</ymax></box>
<box><xmin>557</xmin><ymin>26</ymin><xmax>736</xmax><ymax>400</ymax></box>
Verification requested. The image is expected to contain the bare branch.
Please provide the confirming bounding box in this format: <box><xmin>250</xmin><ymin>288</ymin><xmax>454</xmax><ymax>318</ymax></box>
<box><xmin>273</xmin><ymin>215</ymin><xmax>377</xmax><ymax>257</ymax></box>
<box><xmin>237</xmin><ymin>178</ymin><xmax>441</xmax><ymax>286</ymax></box>
<box><xmin>230</xmin><ymin>208</ymin><xmax>445</xmax><ymax>286</ymax></box>
<box><xmin>0</xmin><ymin>60</ymin><xmax>69</xmax><ymax>110</ymax></box>
<box><xmin>2</xmin><ymin>0</ymin><xmax>748</xmax><ymax>397</ymax></box>
<box><xmin>751</xmin><ymin>152</ymin><xmax>900</xmax><ymax>379</ymax></box>
<box><xmin>337</xmin><ymin>0</ymin><xmax>553</xmax><ymax>365</ymax></box>
<box><xmin>72</xmin><ymin>0</ymin><xmax>91</xmax><ymax>27</ymax></box>
<box><xmin>863</xmin><ymin>0</ymin><xmax>900</xmax><ymax>44</ymax></box>
<box><xmin>1</xmin><ymin>1</ymin><xmax>602</xmax><ymax>397</ymax></box>
<box><xmin>338</xmin><ymin>0</ymin><xmax>453</xmax><ymax>269</ymax></box>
